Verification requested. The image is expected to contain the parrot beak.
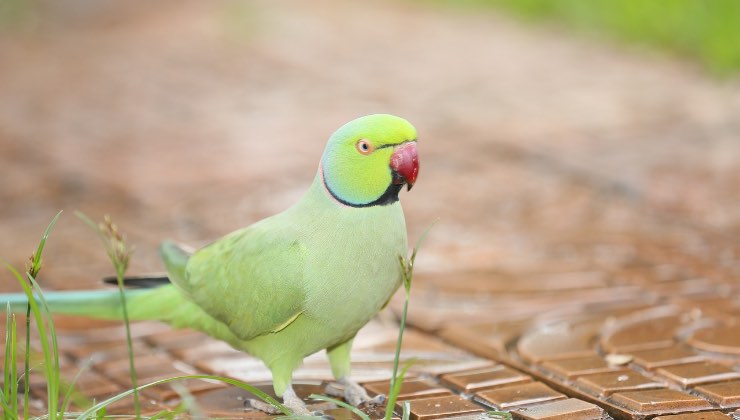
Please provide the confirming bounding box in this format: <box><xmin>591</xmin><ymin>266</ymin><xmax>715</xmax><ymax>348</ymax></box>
<box><xmin>390</xmin><ymin>141</ymin><xmax>419</xmax><ymax>191</ymax></box>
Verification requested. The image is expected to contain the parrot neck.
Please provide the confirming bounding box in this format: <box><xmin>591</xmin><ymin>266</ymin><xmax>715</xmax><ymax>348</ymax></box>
<box><xmin>315</xmin><ymin>167</ymin><xmax>401</xmax><ymax>209</ymax></box>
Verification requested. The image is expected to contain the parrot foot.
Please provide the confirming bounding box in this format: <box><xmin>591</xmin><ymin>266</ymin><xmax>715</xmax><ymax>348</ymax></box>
<box><xmin>246</xmin><ymin>385</ymin><xmax>335</xmax><ymax>417</ymax></box>
<box><xmin>326</xmin><ymin>377</ymin><xmax>385</xmax><ymax>407</ymax></box>
<box><xmin>246</xmin><ymin>398</ymin><xmax>286</xmax><ymax>415</ymax></box>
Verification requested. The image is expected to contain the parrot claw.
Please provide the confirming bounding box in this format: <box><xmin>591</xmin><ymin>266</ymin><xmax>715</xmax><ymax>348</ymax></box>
<box><xmin>246</xmin><ymin>384</ymin><xmax>336</xmax><ymax>416</ymax></box>
<box><xmin>246</xmin><ymin>397</ymin><xmax>336</xmax><ymax>416</ymax></box>
<box><xmin>245</xmin><ymin>398</ymin><xmax>285</xmax><ymax>415</ymax></box>
<box><xmin>328</xmin><ymin>377</ymin><xmax>380</xmax><ymax>408</ymax></box>
<box><xmin>366</xmin><ymin>393</ymin><xmax>386</xmax><ymax>407</ymax></box>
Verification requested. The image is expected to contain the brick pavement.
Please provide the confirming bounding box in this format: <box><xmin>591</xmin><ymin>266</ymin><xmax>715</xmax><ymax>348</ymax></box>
<box><xmin>0</xmin><ymin>1</ymin><xmax>738</xmax><ymax>418</ymax></box>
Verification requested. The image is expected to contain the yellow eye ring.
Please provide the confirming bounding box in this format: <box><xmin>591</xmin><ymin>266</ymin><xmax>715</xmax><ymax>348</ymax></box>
<box><xmin>356</xmin><ymin>139</ymin><xmax>374</xmax><ymax>155</ymax></box>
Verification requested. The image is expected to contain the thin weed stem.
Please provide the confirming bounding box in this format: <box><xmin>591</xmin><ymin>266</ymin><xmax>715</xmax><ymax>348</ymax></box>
<box><xmin>4</xmin><ymin>304</ymin><xmax>18</xmax><ymax>419</ymax></box>
<box><xmin>75</xmin><ymin>374</ymin><xmax>290</xmax><ymax>419</ymax></box>
<box><xmin>22</xmin><ymin>299</ymin><xmax>30</xmax><ymax>420</ymax></box>
<box><xmin>384</xmin><ymin>223</ymin><xmax>434</xmax><ymax>420</ymax></box>
<box><xmin>76</xmin><ymin>212</ymin><xmax>140</xmax><ymax>419</ymax></box>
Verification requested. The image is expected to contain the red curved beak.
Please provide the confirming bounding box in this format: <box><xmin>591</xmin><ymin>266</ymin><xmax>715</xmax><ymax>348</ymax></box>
<box><xmin>390</xmin><ymin>141</ymin><xmax>419</xmax><ymax>190</ymax></box>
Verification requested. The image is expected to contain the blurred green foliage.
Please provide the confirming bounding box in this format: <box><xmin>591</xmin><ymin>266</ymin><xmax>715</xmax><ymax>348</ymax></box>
<box><xmin>0</xmin><ymin>0</ymin><xmax>35</xmax><ymax>30</ymax></box>
<box><xmin>442</xmin><ymin>0</ymin><xmax>740</xmax><ymax>77</ymax></box>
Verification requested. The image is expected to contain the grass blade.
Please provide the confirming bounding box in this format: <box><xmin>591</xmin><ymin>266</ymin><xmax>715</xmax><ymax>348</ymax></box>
<box><xmin>5</xmin><ymin>264</ymin><xmax>62</xmax><ymax>420</ymax></box>
<box><xmin>22</xmin><ymin>301</ymin><xmax>30</xmax><ymax>420</ymax></box>
<box><xmin>401</xmin><ymin>401</ymin><xmax>410</xmax><ymax>420</ymax></box>
<box><xmin>5</xmin><ymin>265</ymin><xmax>47</xmax><ymax>418</ymax></box>
<box><xmin>308</xmin><ymin>394</ymin><xmax>370</xmax><ymax>420</ymax></box>
<box><xmin>4</xmin><ymin>212</ymin><xmax>63</xmax><ymax>420</ymax></box>
<box><xmin>0</xmin><ymin>393</ymin><xmax>19</xmax><ymax>420</ymax></box>
<box><xmin>169</xmin><ymin>381</ymin><xmax>203</xmax><ymax>418</ymax></box>
<box><xmin>75</xmin><ymin>374</ymin><xmax>291</xmax><ymax>419</ymax></box>
<box><xmin>487</xmin><ymin>410</ymin><xmax>513</xmax><ymax>419</ymax></box>
<box><xmin>385</xmin><ymin>359</ymin><xmax>416</xmax><ymax>420</ymax></box>
<box><xmin>22</xmin><ymin>210</ymin><xmax>63</xmax><ymax>420</ymax></box>
<box><xmin>27</xmin><ymin>274</ymin><xmax>62</xmax><ymax>419</ymax></box>
<box><xmin>28</xmin><ymin>211</ymin><xmax>63</xmax><ymax>279</ymax></box>
<box><xmin>147</xmin><ymin>406</ymin><xmax>186</xmax><ymax>420</ymax></box>
<box><xmin>4</xmin><ymin>303</ymin><xmax>18</xmax><ymax>418</ymax></box>
<box><xmin>59</xmin><ymin>360</ymin><xmax>93</xmax><ymax>415</ymax></box>
<box><xmin>408</xmin><ymin>221</ymin><xmax>436</xmax><ymax>274</ymax></box>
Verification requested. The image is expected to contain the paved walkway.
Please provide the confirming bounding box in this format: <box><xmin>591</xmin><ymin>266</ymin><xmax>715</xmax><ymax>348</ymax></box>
<box><xmin>1</xmin><ymin>1</ymin><xmax>738</xmax><ymax>418</ymax></box>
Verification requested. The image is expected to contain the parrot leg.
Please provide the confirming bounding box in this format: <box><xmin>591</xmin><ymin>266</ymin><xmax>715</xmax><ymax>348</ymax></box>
<box><xmin>326</xmin><ymin>338</ymin><xmax>385</xmax><ymax>407</ymax></box>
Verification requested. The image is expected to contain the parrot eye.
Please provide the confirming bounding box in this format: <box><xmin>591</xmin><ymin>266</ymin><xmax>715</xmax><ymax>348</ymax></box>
<box><xmin>356</xmin><ymin>139</ymin><xmax>374</xmax><ymax>155</ymax></box>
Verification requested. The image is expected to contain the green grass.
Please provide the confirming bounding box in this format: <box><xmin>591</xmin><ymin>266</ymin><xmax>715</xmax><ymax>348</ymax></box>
<box><xmin>432</xmin><ymin>0</ymin><xmax>740</xmax><ymax>77</ymax></box>
<box><xmin>2</xmin><ymin>210</ymin><xmax>63</xmax><ymax>420</ymax></box>
<box><xmin>3</xmin><ymin>303</ymin><xmax>18</xmax><ymax>417</ymax></box>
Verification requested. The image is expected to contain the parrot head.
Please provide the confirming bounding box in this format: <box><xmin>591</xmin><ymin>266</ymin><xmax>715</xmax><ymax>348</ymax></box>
<box><xmin>321</xmin><ymin>114</ymin><xmax>419</xmax><ymax>207</ymax></box>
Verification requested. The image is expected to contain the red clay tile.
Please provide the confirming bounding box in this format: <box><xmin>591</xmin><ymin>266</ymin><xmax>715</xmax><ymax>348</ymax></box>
<box><xmin>170</xmin><ymin>340</ymin><xmax>243</xmax><ymax>363</ymax></box>
<box><xmin>540</xmin><ymin>355</ymin><xmax>627</xmax><ymax>379</ymax></box>
<box><xmin>655</xmin><ymin>362</ymin><xmax>740</xmax><ymax>388</ymax></box>
<box><xmin>193</xmin><ymin>382</ymin><xmax>326</xmax><ymax>418</ymax></box>
<box><xmin>363</xmin><ymin>378</ymin><xmax>452</xmax><ymax>401</ymax></box>
<box><xmin>143</xmin><ymin>328</ymin><xmax>210</xmax><ymax>350</ymax></box>
<box><xmin>194</xmin><ymin>355</ymin><xmax>272</xmax><ymax>381</ymax></box>
<box><xmin>609</xmin><ymin>389</ymin><xmax>713</xmax><ymax>414</ymax></box>
<box><xmin>440</xmin><ymin>365</ymin><xmax>532</xmax><ymax>393</ymax></box>
<box><xmin>510</xmin><ymin>398</ymin><xmax>604</xmax><ymax>420</ymax></box>
<box><xmin>693</xmin><ymin>380</ymin><xmax>740</xmax><ymax>407</ymax></box>
<box><xmin>396</xmin><ymin>395</ymin><xmax>484</xmax><ymax>420</ymax></box>
<box><xmin>575</xmin><ymin>370</ymin><xmax>665</xmax><ymax>397</ymax></box>
<box><xmin>601</xmin><ymin>314</ymin><xmax>684</xmax><ymax>353</ymax></box>
<box><xmin>687</xmin><ymin>325</ymin><xmax>740</xmax><ymax>356</ymax></box>
<box><xmin>65</xmin><ymin>339</ymin><xmax>154</xmax><ymax>363</ymax></box>
<box><xmin>50</xmin><ymin>315</ymin><xmax>123</xmax><ymax>331</ymax></box>
<box><xmin>438</xmin><ymin>320</ymin><xmax>530</xmax><ymax>359</ymax></box>
<box><xmin>29</xmin><ymin>368</ymin><xmax>122</xmax><ymax>400</ymax></box>
<box><xmin>475</xmin><ymin>382</ymin><xmax>566</xmax><ymax>410</ymax></box>
<box><xmin>653</xmin><ymin>411</ymin><xmax>733</xmax><ymax>419</ymax></box>
<box><xmin>96</xmin><ymin>353</ymin><xmax>174</xmax><ymax>375</ymax></box>
<box><xmin>135</xmin><ymin>376</ymin><xmax>227</xmax><ymax>401</ymax></box>
<box><xmin>65</xmin><ymin>370</ymin><xmax>122</xmax><ymax>398</ymax></box>
<box><xmin>629</xmin><ymin>346</ymin><xmax>705</xmax><ymax>370</ymax></box>
<box><xmin>517</xmin><ymin>322</ymin><xmax>599</xmax><ymax>363</ymax></box>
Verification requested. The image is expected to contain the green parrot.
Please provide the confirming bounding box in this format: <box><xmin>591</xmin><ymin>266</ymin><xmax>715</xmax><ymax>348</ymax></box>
<box><xmin>1</xmin><ymin>114</ymin><xmax>419</xmax><ymax>414</ymax></box>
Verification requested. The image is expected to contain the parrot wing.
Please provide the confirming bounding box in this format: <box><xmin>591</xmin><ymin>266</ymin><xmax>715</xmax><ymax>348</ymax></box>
<box><xmin>174</xmin><ymin>220</ymin><xmax>307</xmax><ymax>341</ymax></box>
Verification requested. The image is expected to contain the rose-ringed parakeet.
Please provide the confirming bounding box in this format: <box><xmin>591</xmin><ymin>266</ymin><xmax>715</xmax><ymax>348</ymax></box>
<box><xmin>1</xmin><ymin>114</ymin><xmax>419</xmax><ymax>414</ymax></box>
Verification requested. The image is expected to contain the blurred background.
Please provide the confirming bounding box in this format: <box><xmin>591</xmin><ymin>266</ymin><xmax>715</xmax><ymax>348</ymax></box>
<box><xmin>0</xmin><ymin>0</ymin><xmax>739</xmax><ymax>289</ymax></box>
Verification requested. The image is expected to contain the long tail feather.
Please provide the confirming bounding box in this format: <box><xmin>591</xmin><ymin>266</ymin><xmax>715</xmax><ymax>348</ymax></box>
<box><xmin>1</xmin><ymin>280</ymin><xmax>240</xmax><ymax>347</ymax></box>
<box><xmin>1</xmin><ymin>288</ymin><xmax>152</xmax><ymax>320</ymax></box>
